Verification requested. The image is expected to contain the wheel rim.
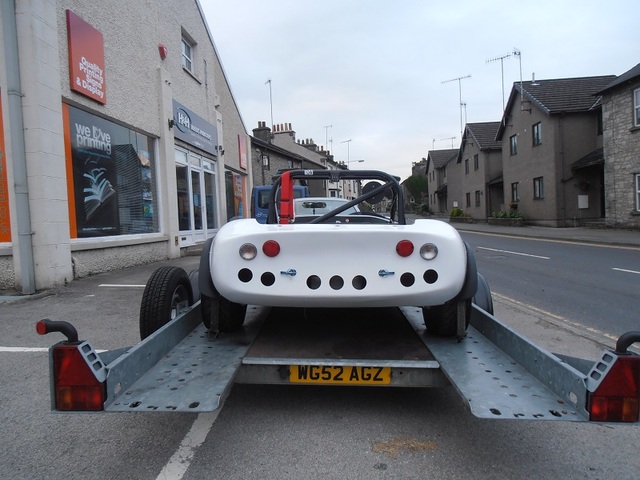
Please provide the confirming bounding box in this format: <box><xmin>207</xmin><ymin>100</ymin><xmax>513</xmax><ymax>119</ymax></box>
<box><xmin>170</xmin><ymin>284</ymin><xmax>190</xmax><ymax>320</ymax></box>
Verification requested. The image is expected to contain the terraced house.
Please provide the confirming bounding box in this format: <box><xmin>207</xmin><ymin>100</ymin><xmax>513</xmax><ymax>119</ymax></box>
<box><xmin>496</xmin><ymin>75</ymin><xmax>615</xmax><ymax>227</ymax></box>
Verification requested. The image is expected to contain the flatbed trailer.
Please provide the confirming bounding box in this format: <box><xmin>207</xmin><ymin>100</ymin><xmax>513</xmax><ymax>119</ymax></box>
<box><xmin>37</xmin><ymin>300</ymin><xmax>640</xmax><ymax>423</ymax></box>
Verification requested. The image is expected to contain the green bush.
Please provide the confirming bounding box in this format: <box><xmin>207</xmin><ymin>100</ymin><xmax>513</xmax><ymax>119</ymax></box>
<box><xmin>450</xmin><ymin>207</ymin><xmax>465</xmax><ymax>217</ymax></box>
<box><xmin>491</xmin><ymin>210</ymin><xmax>524</xmax><ymax>220</ymax></box>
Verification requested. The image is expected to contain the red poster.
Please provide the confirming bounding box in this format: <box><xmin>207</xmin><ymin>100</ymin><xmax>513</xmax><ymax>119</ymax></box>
<box><xmin>0</xmin><ymin>88</ymin><xmax>11</xmax><ymax>242</ymax></box>
<box><xmin>66</xmin><ymin>10</ymin><xmax>106</xmax><ymax>104</ymax></box>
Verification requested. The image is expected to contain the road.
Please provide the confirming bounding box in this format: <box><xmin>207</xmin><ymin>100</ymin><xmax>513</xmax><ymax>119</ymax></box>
<box><xmin>460</xmin><ymin>231</ymin><xmax>640</xmax><ymax>348</ymax></box>
<box><xmin>1</xmin><ymin>235</ymin><xmax>640</xmax><ymax>479</ymax></box>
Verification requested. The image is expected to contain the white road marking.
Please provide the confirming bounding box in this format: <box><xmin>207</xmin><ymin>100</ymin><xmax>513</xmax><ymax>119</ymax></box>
<box><xmin>477</xmin><ymin>246</ymin><xmax>550</xmax><ymax>260</ymax></box>
<box><xmin>612</xmin><ymin>267</ymin><xmax>640</xmax><ymax>275</ymax></box>
<box><xmin>99</xmin><ymin>284</ymin><xmax>146</xmax><ymax>288</ymax></box>
<box><xmin>156</xmin><ymin>411</ymin><xmax>220</xmax><ymax>480</ymax></box>
<box><xmin>0</xmin><ymin>347</ymin><xmax>49</xmax><ymax>352</ymax></box>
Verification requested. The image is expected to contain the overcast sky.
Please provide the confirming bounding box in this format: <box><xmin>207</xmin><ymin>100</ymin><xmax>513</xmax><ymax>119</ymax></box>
<box><xmin>200</xmin><ymin>1</ymin><xmax>637</xmax><ymax>181</ymax></box>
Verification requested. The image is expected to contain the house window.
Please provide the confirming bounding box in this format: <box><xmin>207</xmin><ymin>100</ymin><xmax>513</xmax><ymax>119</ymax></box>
<box><xmin>465</xmin><ymin>158</ymin><xmax>469</xmax><ymax>174</ymax></box>
<box><xmin>474</xmin><ymin>154</ymin><xmax>479</xmax><ymax>171</ymax></box>
<box><xmin>534</xmin><ymin>177</ymin><xmax>544</xmax><ymax>199</ymax></box>
<box><xmin>475</xmin><ymin>190</ymin><xmax>481</xmax><ymax>207</ymax></box>
<box><xmin>181</xmin><ymin>36</ymin><xmax>194</xmax><ymax>73</ymax></box>
<box><xmin>635</xmin><ymin>174</ymin><xmax>640</xmax><ymax>211</ymax></box>
<box><xmin>510</xmin><ymin>134</ymin><xmax>518</xmax><ymax>155</ymax></box>
<box><xmin>511</xmin><ymin>182</ymin><xmax>519</xmax><ymax>202</ymax></box>
<box><xmin>532</xmin><ymin>122</ymin><xmax>542</xmax><ymax>146</ymax></box>
<box><xmin>466</xmin><ymin>192</ymin><xmax>471</xmax><ymax>208</ymax></box>
<box><xmin>634</xmin><ymin>88</ymin><xmax>640</xmax><ymax>127</ymax></box>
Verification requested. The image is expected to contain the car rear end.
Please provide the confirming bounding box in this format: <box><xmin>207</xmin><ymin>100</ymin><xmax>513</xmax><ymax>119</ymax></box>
<box><xmin>210</xmin><ymin>219</ymin><xmax>467</xmax><ymax>308</ymax></box>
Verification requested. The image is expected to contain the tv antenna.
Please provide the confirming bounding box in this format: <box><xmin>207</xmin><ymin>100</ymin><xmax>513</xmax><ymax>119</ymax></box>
<box><xmin>442</xmin><ymin>75</ymin><xmax>471</xmax><ymax>138</ymax></box>
<box><xmin>439</xmin><ymin>136</ymin><xmax>457</xmax><ymax>148</ymax></box>
<box><xmin>486</xmin><ymin>53</ymin><xmax>511</xmax><ymax>113</ymax></box>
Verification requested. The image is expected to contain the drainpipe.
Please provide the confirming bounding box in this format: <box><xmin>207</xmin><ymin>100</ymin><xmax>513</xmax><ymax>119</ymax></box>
<box><xmin>2</xmin><ymin>0</ymin><xmax>36</xmax><ymax>294</ymax></box>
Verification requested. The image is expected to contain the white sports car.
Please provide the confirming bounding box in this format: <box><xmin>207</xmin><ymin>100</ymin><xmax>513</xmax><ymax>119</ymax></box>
<box><xmin>190</xmin><ymin>170</ymin><xmax>486</xmax><ymax>337</ymax></box>
<box><xmin>139</xmin><ymin>170</ymin><xmax>488</xmax><ymax>340</ymax></box>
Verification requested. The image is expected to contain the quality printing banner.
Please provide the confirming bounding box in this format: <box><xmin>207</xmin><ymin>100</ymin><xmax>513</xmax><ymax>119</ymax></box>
<box><xmin>66</xmin><ymin>10</ymin><xmax>106</xmax><ymax>104</ymax></box>
<box><xmin>67</xmin><ymin>105</ymin><xmax>119</xmax><ymax>237</ymax></box>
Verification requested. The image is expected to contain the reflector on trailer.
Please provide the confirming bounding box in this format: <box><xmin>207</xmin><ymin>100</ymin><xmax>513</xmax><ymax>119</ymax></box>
<box><xmin>587</xmin><ymin>353</ymin><xmax>640</xmax><ymax>422</ymax></box>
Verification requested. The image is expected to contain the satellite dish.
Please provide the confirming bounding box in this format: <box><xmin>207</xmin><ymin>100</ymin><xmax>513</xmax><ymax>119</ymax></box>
<box><xmin>362</xmin><ymin>181</ymin><xmax>391</xmax><ymax>204</ymax></box>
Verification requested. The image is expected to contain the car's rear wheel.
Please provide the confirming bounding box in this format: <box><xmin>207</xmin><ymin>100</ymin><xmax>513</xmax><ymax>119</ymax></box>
<box><xmin>201</xmin><ymin>294</ymin><xmax>247</xmax><ymax>333</ymax></box>
<box><xmin>423</xmin><ymin>298</ymin><xmax>471</xmax><ymax>337</ymax></box>
<box><xmin>139</xmin><ymin>266</ymin><xmax>192</xmax><ymax>340</ymax></box>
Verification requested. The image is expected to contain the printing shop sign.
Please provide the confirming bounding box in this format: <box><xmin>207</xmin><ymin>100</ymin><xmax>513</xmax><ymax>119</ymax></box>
<box><xmin>172</xmin><ymin>100</ymin><xmax>218</xmax><ymax>156</ymax></box>
<box><xmin>66</xmin><ymin>10</ymin><xmax>106</xmax><ymax>104</ymax></box>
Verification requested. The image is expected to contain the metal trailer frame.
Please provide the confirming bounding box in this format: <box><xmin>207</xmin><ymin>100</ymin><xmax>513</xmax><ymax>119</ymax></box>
<box><xmin>42</xmin><ymin>301</ymin><xmax>638</xmax><ymax>422</ymax></box>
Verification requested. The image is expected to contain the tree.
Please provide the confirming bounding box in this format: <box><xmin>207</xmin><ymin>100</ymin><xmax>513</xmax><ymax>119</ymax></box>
<box><xmin>403</xmin><ymin>175</ymin><xmax>429</xmax><ymax>203</ymax></box>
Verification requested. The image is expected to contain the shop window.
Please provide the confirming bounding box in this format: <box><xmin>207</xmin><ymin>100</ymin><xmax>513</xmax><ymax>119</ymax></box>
<box><xmin>66</xmin><ymin>104</ymin><xmax>159</xmax><ymax>238</ymax></box>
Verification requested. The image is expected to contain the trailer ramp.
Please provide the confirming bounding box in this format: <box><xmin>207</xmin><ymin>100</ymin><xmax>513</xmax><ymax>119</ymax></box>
<box><xmin>402</xmin><ymin>305</ymin><xmax>589</xmax><ymax>421</ymax></box>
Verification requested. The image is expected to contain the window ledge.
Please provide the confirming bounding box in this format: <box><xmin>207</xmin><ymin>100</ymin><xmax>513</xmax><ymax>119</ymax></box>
<box><xmin>183</xmin><ymin>67</ymin><xmax>202</xmax><ymax>85</ymax></box>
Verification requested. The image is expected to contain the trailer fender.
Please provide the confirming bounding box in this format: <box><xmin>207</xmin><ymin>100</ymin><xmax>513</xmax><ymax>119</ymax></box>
<box><xmin>458</xmin><ymin>241</ymin><xmax>478</xmax><ymax>301</ymax></box>
<box><xmin>198</xmin><ymin>237</ymin><xmax>219</xmax><ymax>300</ymax></box>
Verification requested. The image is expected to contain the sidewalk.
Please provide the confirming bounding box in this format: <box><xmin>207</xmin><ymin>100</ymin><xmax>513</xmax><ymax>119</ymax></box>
<box><xmin>449</xmin><ymin>221</ymin><xmax>640</xmax><ymax>248</ymax></box>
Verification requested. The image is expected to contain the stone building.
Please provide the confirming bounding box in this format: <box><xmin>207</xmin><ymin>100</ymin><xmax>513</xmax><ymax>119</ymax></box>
<box><xmin>596</xmin><ymin>63</ymin><xmax>640</xmax><ymax>228</ymax></box>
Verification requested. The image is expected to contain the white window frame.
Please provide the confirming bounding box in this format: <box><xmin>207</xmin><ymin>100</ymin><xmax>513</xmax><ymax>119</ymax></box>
<box><xmin>635</xmin><ymin>173</ymin><xmax>640</xmax><ymax>212</ymax></box>
<box><xmin>181</xmin><ymin>36</ymin><xmax>194</xmax><ymax>73</ymax></box>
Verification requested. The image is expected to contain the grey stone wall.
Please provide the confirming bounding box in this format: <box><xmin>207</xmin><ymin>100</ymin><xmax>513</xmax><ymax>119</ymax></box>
<box><xmin>602</xmin><ymin>81</ymin><xmax>640</xmax><ymax>227</ymax></box>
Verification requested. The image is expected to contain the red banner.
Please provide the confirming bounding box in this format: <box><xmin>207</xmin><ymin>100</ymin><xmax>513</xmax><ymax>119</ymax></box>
<box><xmin>66</xmin><ymin>10</ymin><xmax>106</xmax><ymax>104</ymax></box>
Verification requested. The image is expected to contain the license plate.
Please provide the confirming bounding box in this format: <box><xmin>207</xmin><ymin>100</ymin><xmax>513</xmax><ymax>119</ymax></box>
<box><xmin>290</xmin><ymin>365</ymin><xmax>391</xmax><ymax>385</ymax></box>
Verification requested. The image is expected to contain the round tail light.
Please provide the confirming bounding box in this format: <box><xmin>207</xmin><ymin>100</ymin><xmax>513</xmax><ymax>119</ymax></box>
<box><xmin>396</xmin><ymin>240</ymin><xmax>414</xmax><ymax>257</ymax></box>
<box><xmin>262</xmin><ymin>240</ymin><xmax>281</xmax><ymax>257</ymax></box>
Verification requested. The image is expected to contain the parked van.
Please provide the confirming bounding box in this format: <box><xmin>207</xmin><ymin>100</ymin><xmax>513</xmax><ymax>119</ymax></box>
<box><xmin>251</xmin><ymin>185</ymin><xmax>310</xmax><ymax>223</ymax></box>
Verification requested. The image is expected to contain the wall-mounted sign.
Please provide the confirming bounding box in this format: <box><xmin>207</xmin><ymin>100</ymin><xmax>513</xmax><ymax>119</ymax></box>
<box><xmin>172</xmin><ymin>100</ymin><xmax>218</xmax><ymax>155</ymax></box>
<box><xmin>66</xmin><ymin>10</ymin><xmax>106</xmax><ymax>104</ymax></box>
<box><xmin>238</xmin><ymin>134</ymin><xmax>248</xmax><ymax>170</ymax></box>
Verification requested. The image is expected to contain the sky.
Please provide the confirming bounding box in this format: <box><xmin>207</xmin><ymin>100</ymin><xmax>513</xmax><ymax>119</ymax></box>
<box><xmin>200</xmin><ymin>1</ymin><xmax>637</xmax><ymax>181</ymax></box>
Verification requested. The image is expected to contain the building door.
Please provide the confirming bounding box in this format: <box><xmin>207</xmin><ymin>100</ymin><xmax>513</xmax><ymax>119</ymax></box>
<box><xmin>175</xmin><ymin>148</ymin><xmax>217</xmax><ymax>246</ymax></box>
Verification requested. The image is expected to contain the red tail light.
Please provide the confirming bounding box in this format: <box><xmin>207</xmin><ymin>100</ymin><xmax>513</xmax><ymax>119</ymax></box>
<box><xmin>588</xmin><ymin>355</ymin><xmax>640</xmax><ymax>422</ymax></box>
<box><xmin>263</xmin><ymin>240</ymin><xmax>281</xmax><ymax>257</ymax></box>
<box><xmin>52</xmin><ymin>344</ymin><xmax>106</xmax><ymax>411</ymax></box>
<box><xmin>396</xmin><ymin>240</ymin><xmax>414</xmax><ymax>257</ymax></box>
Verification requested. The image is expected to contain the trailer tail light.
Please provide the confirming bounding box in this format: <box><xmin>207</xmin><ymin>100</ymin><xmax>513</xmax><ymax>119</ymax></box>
<box><xmin>587</xmin><ymin>354</ymin><xmax>640</xmax><ymax>422</ymax></box>
<box><xmin>396</xmin><ymin>240</ymin><xmax>414</xmax><ymax>257</ymax></box>
<box><xmin>52</xmin><ymin>345</ymin><xmax>106</xmax><ymax>411</ymax></box>
<box><xmin>263</xmin><ymin>240</ymin><xmax>280</xmax><ymax>257</ymax></box>
<box><xmin>36</xmin><ymin>320</ymin><xmax>106</xmax><ymax>412</ymax></box>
